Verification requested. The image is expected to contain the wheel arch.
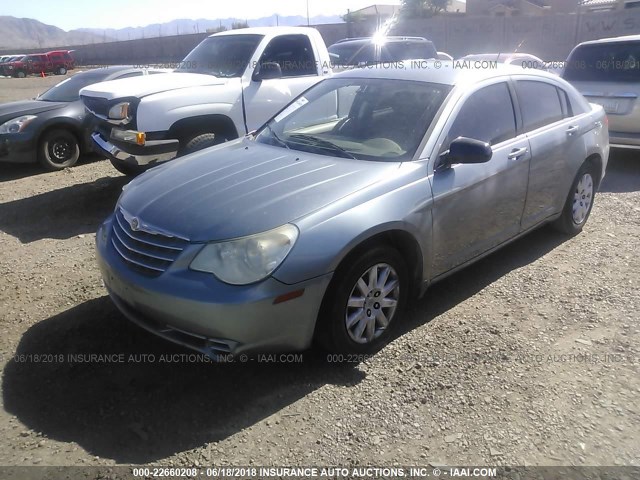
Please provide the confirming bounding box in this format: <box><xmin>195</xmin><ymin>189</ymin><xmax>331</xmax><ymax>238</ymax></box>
<box><xmin>168</xmin><ymin>115</ymin><xmax>239</xmax><ymax>144</ymax></box>
<box><xmin>328</xmin><ymin>228</ymin><xmax>424</xmax><ymax>301</ymax></box>
<box><xmin>584</xmin><ymin>153</ymin><xmax>604</xmax><ymax>188</ymax></box>
<box><xmin>37</xmin><ymin>122</ymin><xmax>85</xmax><ymax>153</ymax></box>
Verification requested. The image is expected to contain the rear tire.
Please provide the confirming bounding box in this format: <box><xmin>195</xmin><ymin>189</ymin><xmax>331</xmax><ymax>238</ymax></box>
<box><xmin>16</xmin><ymin>70</ymin><xmax>26</xmax><ymax>78</ymax></box>
<box><xmin>316</xmin><ymin>245</ymin><xmax>409</xmax><ymax>354</ymax></box>
<box><xmin>109</xmin><ymin>159</ymin><xmax>148</xmax><ymax>177</ymax></box>
<box><xmin>179</xmin><ymin>132</ymin><xmax>227</xmax><ymax>156</ymax></box>
<box><xmin>552</xmin><ymin>160</ymin><xmax>598</xmax><ymax>235</ymax></box>
<box><xmin>56</xmin><ymin>67</ymin><xmax>67</xmax><ymax>75</ymax></box>
<box><xmin>38</xmin><ymin>129</ymin><xmax>80</xmax><ymax>171</ymax></box>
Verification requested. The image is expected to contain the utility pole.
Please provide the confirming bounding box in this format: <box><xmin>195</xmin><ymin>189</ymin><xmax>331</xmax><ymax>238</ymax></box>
<box><xmin>307</xmin><ymin>0</ymin><xmax>310</xmax><ymax>26</ymax></box>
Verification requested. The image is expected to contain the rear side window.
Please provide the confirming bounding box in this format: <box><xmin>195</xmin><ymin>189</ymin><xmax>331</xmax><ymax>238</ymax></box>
<box><xmin>516</xmin><ymin>80</ymin><xmax>563</xmax><ymax>131</ymax></box>
<box><xmin>444</xmin><ymin>82</ymin><xmax>516</xmax><ymax>149</ymax></box>
<box><xmin>563</xmin><ymin>41</ymin><xmax>640</xmax><ymax>82</ymax></box>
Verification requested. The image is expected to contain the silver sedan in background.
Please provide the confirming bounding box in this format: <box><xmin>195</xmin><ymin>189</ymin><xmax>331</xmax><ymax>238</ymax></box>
<box><xmin>96</xmin><ymin>63</ymin><xmax>609</xmax><ymax>357</ymax></box>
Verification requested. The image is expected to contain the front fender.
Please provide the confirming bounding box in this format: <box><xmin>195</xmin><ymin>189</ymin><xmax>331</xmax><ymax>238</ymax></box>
<box><xmin>273</xmin><ymin>174</ymin><xmax>434</xmax><ymax>286</ymax></box>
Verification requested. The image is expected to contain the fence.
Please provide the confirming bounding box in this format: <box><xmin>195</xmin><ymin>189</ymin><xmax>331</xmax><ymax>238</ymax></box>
<box><xmin>2</xmin><ymin>10</ymin><xmax>640</xmax><ymax>65</ymax></box>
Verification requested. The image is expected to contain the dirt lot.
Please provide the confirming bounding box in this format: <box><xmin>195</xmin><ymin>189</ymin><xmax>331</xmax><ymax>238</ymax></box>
<box><xmin>0</xmin><ymin>75</ymin><xmax>638</xmax><ymax>469</ymax></box>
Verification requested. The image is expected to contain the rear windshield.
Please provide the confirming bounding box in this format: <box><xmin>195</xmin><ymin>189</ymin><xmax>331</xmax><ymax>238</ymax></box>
<box><xmin>564</xmin><ymin>41</ymin><xmax>640</xmax><ymax>82</ymax></box>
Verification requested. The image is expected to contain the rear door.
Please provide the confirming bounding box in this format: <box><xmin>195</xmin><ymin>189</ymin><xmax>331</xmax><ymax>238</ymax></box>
<box><xmin>430</xmin><ymin>80</ymin><xmax>531</xmax><ymax>275</ymax></box>
<box><xmin>516</xmin><ymin>78</ymin><xmax>594</xmax><ymax>229</ymax></box>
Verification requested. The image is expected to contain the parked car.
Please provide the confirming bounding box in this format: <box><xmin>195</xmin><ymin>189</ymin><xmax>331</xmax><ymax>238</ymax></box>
<box><xmin>46</xmin><ymin>50</ymin><xmax>76</xmax><ymax>75</ymax></box>
<box><xmin>0</xmin><ymin>66</ymin><xmax>167</xmax><ymax>170</ymax></box>
<box><xmin>2</xmin><ymin>54</ymin><xmax>53</xmax><ymax>78</ymax></box>
<box><xmin>563</xmin><ymin>34</ymin><xmax>640</xmax><ymax>150</ymax></box>
<box><xmin>96</xmin><ymin>62</ymin><xmax>609</xmax><ymax>358</ymax></box>
<box><xmin>0</xmin><ymin>54</ymin><xmax>25</xmax><ymax>64</ymax></box>
<box><xmin>460</xmin><ymin>53</ymin><xmax>547</xmax><ymax>70</ymax></box>
<box><xmin>80</xmin><ymin>27</ymin><xmax>333</xmax><ymax>176</ymax></box>
<box><xmin>328</xmin><ymin>36</ymin><xmax>438</xmax><ymax>67</ymax></box>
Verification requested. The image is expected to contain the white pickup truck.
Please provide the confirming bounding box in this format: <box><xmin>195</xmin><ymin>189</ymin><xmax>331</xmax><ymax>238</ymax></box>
<box><xmin>80</xmin><ymin>27</ymin><xmax>333</xmax><ymax>175</ymax></box>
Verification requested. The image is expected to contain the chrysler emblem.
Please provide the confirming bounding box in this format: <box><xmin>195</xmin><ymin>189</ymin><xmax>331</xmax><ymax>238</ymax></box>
<box><xmin>130</xmin><ymin>217</ymin><xmax>140</xmax><ymax>231</ymax></box>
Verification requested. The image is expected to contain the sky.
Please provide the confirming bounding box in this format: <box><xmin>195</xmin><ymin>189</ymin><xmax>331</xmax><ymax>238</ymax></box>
<box><xmin>1</xmin><ymin>0</ymin><xmax>401</xmax><ymax>31</ymax></box>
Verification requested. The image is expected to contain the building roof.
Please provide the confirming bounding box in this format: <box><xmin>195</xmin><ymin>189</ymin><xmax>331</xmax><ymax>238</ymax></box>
<box><xmin>349</xmin><ymin>4</ymin><xmax>401</xmax><ymax>16</ymax></box>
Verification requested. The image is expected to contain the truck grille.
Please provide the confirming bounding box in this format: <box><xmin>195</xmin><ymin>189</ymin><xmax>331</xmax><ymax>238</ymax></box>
<box><xmin>81</xmin><ymin>95</ymin><xmax>110</xmax><ymax>118</ymax></box>
<box><xmin>111</xmin><ymin>208</ymin><xmax>189</xmax><ymax>277</ymax></box>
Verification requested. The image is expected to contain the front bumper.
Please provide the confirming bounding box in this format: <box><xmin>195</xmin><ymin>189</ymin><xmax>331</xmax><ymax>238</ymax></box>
<box><xmin>96</xmin><ymin>218</ymin><xmax>332</xmax><ymax>357</ymax></box>
<box><xmin>0</xmin><ymin>132</ymin><xmax>37</xmax><ymax>164</ymax></box>
<box><xmin>92</xmin><ymin>131</ymin><xmax>179</xmax><ymax>167</ymax></box>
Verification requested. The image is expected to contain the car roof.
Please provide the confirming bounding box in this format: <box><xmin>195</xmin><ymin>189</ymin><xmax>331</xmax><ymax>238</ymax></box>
<box><xmin>577</xmin><ymin>34</ymin><xmax>640</xmax><ymax>46</ymax></box>
<box><xmin>209</xmin><ymin>26</ymin><xmax>316</xmax><ymax>37</ymax></box>
<box><xmin>331</xmin><ymin>60</ymin><xmax>559</xmax><ymax>86</ymax></box>
<box><xmin>333</xmin><ymin>36</ymin><xmax>432</xmax><ymax>45</ymax></box>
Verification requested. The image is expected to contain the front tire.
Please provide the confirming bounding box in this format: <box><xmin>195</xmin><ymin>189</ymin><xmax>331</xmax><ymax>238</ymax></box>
<box><xmin>553</xmin><ymin>160</ymin><xmax>598</xmax><ymax>235</ymax></box>
<box><xmin>317</xmin><ymin>245</ymin><xmax>409</xmax><ymax>354</ymax></box>
<box><xmin>16</xmin><ymin>70</ymin><xmax>26</xmax><ymax>78</ymax></box>
<box><xmin>38</xmin><ymin>129</ymin><xmax>80</xmax><ymax>171</ymax></box>
<box><xmin>179</xmin><ymin>132</ymin><xmax>227</xmax><ymax>156</ymax></box>
<box><xmin>56</xmin><ymin>67</ymin><xmax>67</xmax><ymax>75</ymax></box>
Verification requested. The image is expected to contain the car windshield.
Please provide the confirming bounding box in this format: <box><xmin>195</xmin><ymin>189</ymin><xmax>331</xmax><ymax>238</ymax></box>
<box><xmin>564</xmin><ymin>41</ymin><xmax>640</xmax><ymax>82</ymax></box>
<box><xmin>39</xmin><ymin>70</ymin><xmax>119</xmax><ymax>102</ymax></box>
<box><xmin>175</xmin><ymin>34</ymin><xmax>263</xmax><ymax>77</ymax></box>
<box><xmin>256</xmin><ymin>77</ymin><xmax>451</xmax><ymax>162</ymax></box>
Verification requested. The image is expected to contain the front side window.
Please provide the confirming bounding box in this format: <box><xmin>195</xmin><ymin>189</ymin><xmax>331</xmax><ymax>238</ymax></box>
<box><xmin>256</xmin><ymin>78</ymin><xmax>450</xmax><ymax>162</ymax></box>
<box><xmin>516</xmin><ymin>80</ymin><xmax>564</xmax><ymax>131</ymax></box>
<box><xmin>443</xmin><ymin>82</ymin><xmax>516</xmax><ymax>151</ymax></box>
<box><xmin>259</xmin><ymin>35</ymin><xmax>317</xmax><ymax>77</ymax></box>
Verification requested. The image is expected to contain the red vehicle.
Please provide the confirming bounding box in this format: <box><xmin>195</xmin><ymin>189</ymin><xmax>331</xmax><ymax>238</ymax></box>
<box><xmin>46</xmin><ymin>50</ymin><xmax>75</xmax><ymax>75</ymax></box>
<box><xmin>2</xmin><ymin>50</ymin><xmax>74</xmax><ymax>78</ymax></box>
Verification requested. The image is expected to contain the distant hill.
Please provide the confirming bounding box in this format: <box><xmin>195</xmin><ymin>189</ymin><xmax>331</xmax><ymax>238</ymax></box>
<box><xmin>0</xmin><ymin>16</ymin><xmax>109</xmax><ymax>50</ymax></box>
<box><xmin>73</xmin><ymin>15</ymin><xmax>344</xmax><ymax>42</ymax></box>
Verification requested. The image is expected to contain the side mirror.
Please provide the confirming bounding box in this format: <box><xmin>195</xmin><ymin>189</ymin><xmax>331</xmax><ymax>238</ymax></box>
<box><xmin>252</xmin><ymin>61</ymin><xmax>282</xmax><ymax>82</ymax></box>
<box><xmin>437</xmin><ymin>137</ymin><xmax>492</xmax><ymax>172</ymax></box>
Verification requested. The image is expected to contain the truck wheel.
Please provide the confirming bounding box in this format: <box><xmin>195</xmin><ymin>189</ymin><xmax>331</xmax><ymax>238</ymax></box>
<box><xmin>56</xmin><ymin>67</ymin><xmax>67</xmax><ymax>75</ymax></box>
<box><xmin>38</xmin><ymin>129</ymin><xmax>80</xmax><ymax>171</ymax></box>
<box><xmin>16</xmin><ymin>71</ymin><xmax>26</xmax><ymax>78</ymax></box>
<box><xmin>109</xmin><ymin>159</ymin><xmax>148</xmax><ymax>177</ymax></box>
<box><xmin>179</xmin><ymin>133</ymin><xmax>227</xmax><ymax>156</ymax></box>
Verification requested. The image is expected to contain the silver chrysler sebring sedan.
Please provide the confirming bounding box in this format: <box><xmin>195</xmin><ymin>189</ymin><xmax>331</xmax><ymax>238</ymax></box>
<box><xmin>96</xmin><ymin>62</ymin><xmax>609</xmax><ymax>357</ymax></box>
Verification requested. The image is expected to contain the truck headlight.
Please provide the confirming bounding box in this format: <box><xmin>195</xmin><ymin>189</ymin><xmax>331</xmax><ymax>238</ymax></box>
<box><xmin>0</xmin><ymin>115</ymin><xmax>36</xmax><ymax>134</ymax></box>
<box><xmin>190</xmin><ymin>224</ymin><xmax>299</xmax><ymax>285</ymax></box>
<box><xmin>108</xmin><ymin>102</ymin><xmax>131</xmax><ymax>120</ymax></box>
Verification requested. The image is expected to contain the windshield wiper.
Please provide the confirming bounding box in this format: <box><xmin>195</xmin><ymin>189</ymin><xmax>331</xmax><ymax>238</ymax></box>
<box><xmin>266</xmin><ymin>124</ymin><xmax>290</xmax><ymax>149</ymax></box>
<box><xmin>287</xmin><ymin>134</ymin><xmax>356</xmax><ymax>159</ymax></box>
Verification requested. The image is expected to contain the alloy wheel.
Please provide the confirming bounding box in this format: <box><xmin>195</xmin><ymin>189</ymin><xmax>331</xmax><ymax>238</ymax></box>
<box><xmin>345</xmin><ymin>263</ymin><xmax>400</xmax><ymax>344</ymax></box>
<box><xmin>572</xmin><ymin>173</ymin><xmax>593</xmax><ymax>225</ymax></box>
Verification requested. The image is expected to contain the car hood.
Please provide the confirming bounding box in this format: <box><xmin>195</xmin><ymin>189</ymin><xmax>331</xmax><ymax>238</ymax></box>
<box><xmin>79</xmin><ymin>72</ymin><xmax>227</xmax><ymax>100</ymax></box>
<box><xmin>0</xmin><ymin>100</ymin><xmax>67</xmax><ymax>124</ymax></box>
<box><xmin>120</xmin><ymin>139</ymin><xmax>401</xmax><ymax>242</ymax></box>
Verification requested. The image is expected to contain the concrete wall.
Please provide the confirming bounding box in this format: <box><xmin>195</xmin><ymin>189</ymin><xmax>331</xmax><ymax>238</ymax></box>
<box><xmin>2</xmin><ymin>11</ymin><xmax>640</xmax><ymax>65</ymax></box>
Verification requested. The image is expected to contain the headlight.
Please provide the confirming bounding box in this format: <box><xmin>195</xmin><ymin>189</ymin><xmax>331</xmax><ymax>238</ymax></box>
<box><xmin>190</xmin><ymin>224</ymin><xmax>299</xmax><ymax>285</ymax></box>
<box><xmin>108</xmin><ymin>102</ymin><xmax>130</xmax><ymax>120</ymax></box>
<box><xmin>0</xmin><ymin>115</ymin><xmax>37</xmax><ymax>134</ymax></box>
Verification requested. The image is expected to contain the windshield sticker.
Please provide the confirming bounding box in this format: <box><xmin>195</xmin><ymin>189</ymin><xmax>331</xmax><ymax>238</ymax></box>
<box><xmin>274</xmin><ymin>97</ymin><xmax>309</xmax><ymax>123</ymax></box>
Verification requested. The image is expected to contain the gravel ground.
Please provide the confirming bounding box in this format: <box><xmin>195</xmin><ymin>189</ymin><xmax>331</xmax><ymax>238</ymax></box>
<box><xmin>0</xmin><ymin>75</ymin><xmax>638</xmax><ymax>469</ymax></box>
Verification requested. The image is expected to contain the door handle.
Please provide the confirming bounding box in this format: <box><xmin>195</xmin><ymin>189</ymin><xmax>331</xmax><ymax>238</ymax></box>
<box><xmin>508</xmin><ymin>147</ymin><xmax>528</xmax><ymax>160</ymax></box>
<box><xmin>566</xmin><ymin>125</ymin><xmax>579</xmax><ymax>135</ymax></box>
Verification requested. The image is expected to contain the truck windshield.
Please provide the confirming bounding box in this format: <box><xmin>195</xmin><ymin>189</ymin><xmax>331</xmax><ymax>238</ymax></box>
<box><xmin>176</xmin><ymin>34</ymin><xmax>263</xmax><ymax>77</ymax></box>
<box><xmin>256</xmin><ymin>77</ymin><xmax>450</xmax><ymax>162</ymax></box>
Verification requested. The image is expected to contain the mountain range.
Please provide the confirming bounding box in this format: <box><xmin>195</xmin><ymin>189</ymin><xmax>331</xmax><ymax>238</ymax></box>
<box><xmin>0</xmin><ymin>15</ymin><xmax>344</xmax><ymax>51</ymax></box>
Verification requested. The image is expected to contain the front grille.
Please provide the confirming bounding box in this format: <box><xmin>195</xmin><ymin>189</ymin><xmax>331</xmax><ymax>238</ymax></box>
<box><xmin>81</xmin><ymin>95</ymin><xmax>109</xmax><ymax>118</ymax></box>
<box><xmin>111</xmin><ymin>208</ymin><xmax>188</xmax><ymax>277</ymax></box>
